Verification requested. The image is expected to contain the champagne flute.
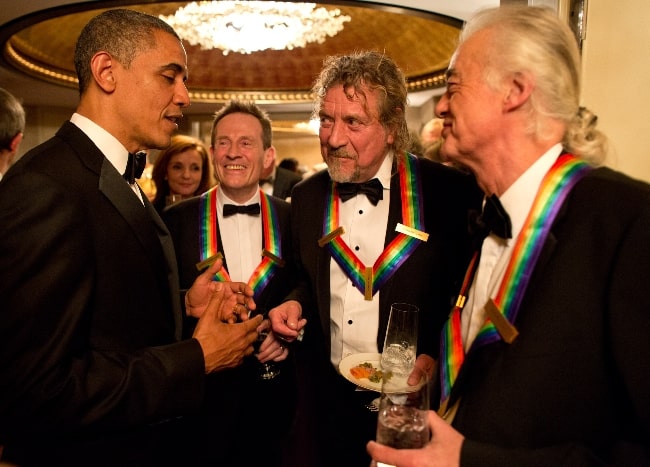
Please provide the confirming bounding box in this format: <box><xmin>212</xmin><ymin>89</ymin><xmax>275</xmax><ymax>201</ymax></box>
<box><xmin>381</xmin><ymin>303</ymin><xmax>419</xmax><ymax>377</ymax></box>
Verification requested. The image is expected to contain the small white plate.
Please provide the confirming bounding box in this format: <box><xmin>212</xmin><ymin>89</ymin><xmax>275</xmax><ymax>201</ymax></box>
<box><xmin>339</xmin><ymin>352</ymin><xmax>383</xmax><ymax>392</ymax></box>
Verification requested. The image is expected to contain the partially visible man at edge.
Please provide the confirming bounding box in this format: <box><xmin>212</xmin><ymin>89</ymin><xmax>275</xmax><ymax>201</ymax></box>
<box><xmin>0</xmin><ymin>87</ymin><xmax>25</xmax><ymax>181</ymax></box>
<box><xmin>0</xmin><ymin>9</ymin><xmax>260</xmax><ymax>467</ymax></box>
<box><xmin>368</xmin><ymin>6</ymin><xmax>650</xmax><ymax>466</ymax></box>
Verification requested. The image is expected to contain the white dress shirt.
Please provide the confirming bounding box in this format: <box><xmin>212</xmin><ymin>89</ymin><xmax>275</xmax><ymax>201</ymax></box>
<box><xmin>461</xmin><ymin>144</ymin><xmax>564</xmax><ymax>350</ymax></box>
<box><xmin>330</xmin><ymin>152</ymin><xmax>393</xmax><ymax>368</ymax></box>
<box><xmin>216</xmin><ymin>187</ymin><xmax>263</xmax><ymax>283</ymax></box>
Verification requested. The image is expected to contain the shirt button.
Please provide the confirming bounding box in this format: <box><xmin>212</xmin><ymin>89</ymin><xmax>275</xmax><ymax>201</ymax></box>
<box><xmin>348</xmin><ymin>320</ymin><xmax>353</xmax><ymax>325</ymax></box>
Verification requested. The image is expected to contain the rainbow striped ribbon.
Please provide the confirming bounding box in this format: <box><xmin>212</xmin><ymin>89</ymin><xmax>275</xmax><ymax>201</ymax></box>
<box><xmin>199</xmin><ymin>187</ymin><xmax>283</xmax><ymax>299</ymax></box>
<box><xmin>319</xmin><ymin>153</ymin><xmax>428</xmax><ymax>300</ymax></box>
<box><xmin>439</xmin><ymin>153</ymin><xmax>592</xmax><ymax>409</ymax></box>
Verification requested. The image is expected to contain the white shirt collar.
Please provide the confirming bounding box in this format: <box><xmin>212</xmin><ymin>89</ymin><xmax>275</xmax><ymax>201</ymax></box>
<box><xmin>375</xmin><ymin>151</ymin><xmax>394</xmax><ymax>190</ymax></box>
<box><xmin>216</xmin><ymin>185</ymin><xmax>261</xmax><ymax>210</ymax></box>
<box><xmin>70</xmin><ymin>113</ymin><xmax>130</xmax><ymax>175</ymax></box>
<box><xmin>500</xmin><ymin>143</ymin><xmax>563</xmax><ymax>241</ymax></box>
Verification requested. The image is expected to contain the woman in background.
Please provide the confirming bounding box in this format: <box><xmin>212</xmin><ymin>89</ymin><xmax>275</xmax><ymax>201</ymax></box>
<box><xmin>152</xmin><ymin>134</ymin><xmax>215</xmax><ymax>212</ymax></box>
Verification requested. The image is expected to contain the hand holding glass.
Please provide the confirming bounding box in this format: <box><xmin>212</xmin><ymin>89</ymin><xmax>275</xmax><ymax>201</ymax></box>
<box><xmin>375</xmin><ymin>374</ymin><xmax>430</xmax><ymax>467</ymax></box>
<box><xmin>253</xmin><ymin>319</ymin><xmax>280</xmax><ymax>380</ymax></box>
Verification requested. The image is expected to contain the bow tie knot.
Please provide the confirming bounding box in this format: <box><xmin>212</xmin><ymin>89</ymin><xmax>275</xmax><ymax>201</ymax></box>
<box><xmin>123</xmin><ymin>151</ymin><xmax>146</xmax><ymax>184</ymax></box>
<box><xmin>468</xmin><ymin>194</ymin><xmax>512</xmax><ymax>247</ymax></box>
<box><xmin>336</xmin><ymin>178</ymin><xmax>384</xmax><ymax>206</ymax></box>
<box><xmin>223</xmin><ymin>203</ymin><xmax>261</xmax><ymax>217</ymax></box>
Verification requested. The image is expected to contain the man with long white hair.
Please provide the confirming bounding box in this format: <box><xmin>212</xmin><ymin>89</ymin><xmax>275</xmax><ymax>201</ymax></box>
<box><xmin>368</xmin><ymin>6</ymin><xmax>650</xmax><ymax>466</ymax></box>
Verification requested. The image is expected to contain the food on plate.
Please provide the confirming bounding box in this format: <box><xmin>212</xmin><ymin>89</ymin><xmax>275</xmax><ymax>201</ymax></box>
<box><xmin>349</xmin><ymin>361</ymin><xmax>386</xmax><ymax>383</ymax></box>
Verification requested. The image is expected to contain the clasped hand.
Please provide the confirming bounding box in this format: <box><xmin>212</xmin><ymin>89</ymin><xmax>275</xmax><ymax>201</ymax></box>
<box><xmin>268</xmin><ymin>300</ymin><xmax>307</xmax><ymax>343</ymax></box>
<box><xmin>186</xmin><ymin>258</ymin><xmax>261</xmax><ymax>373</ymax></box>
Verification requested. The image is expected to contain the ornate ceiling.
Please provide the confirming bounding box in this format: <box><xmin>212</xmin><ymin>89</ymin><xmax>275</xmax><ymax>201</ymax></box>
<box><xmin>0</xmin><ymin>2</ymin><xmax>461</xmax><ymax>108</ymax></box>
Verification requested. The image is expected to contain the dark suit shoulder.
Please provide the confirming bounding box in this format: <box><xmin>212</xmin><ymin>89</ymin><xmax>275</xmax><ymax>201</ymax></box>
<box><xmin>162</xmin><ymin>195</ymin><xmax>202</xmax><ymax>218</ymax></box>
<box><xmin>160</xmin><ymin>195</ymin><xmax>202</xmax><ymax>234</ymax></box>
<box><xmin>579</xmin><ymin>166</ymin><xmax>650</xmax><ymax>197</ymax></box>
<box><xmin>9</xmin><ymin>122</ymin><xmax>100</xmax><ymax>178</ymax></box>
<box><xmin>276</xmin><ymin>166</ymin><xmax>303</xmax><ymax>184</ymax></box>
<box><xmin>559</xmin><ymin>166</ymin><xmax>650</xmax><ymax>228</ymax></box>
<box><xmin>267</xmin><ymin>193</ymin><xmax>291</xmax><ymax>213</ymax></box>
<box><xmin>292</xmin><ymin>168</ymin><xmax>330</xmax><ymax>194</ymax></box>
<box><xmin>415</xmin><ymin>158</ymin><xmax>483</xmax><ymax>212</ymax></box>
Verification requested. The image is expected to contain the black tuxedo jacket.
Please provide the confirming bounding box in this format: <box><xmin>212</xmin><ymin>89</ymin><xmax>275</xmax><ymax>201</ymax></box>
<box><xmin>0</xmin><ymin>121</ymin><xmax>205</xmax><ymax>466</ymax></box>
<box><xmin>162</xmin><ymin>192</ymin><xmax>297</xmax><ymax>467</ymax></box>
<box><xmin>272</xmin><ymin>165</ymin><xmax>302</xmax><ymax>200</ymax></box>
<box><xmin>284</xmin><ymin>155</ymin><xmax>481</xmax><ymax>466</ymax></box>
<box><xmin>447</xmin><ymin>167</ymin><xmax>650</xmax><ymax>466</ymax></box>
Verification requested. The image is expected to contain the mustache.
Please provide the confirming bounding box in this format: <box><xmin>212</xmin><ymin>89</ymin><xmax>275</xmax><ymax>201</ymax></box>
<box><xmin>327</xmin><ymin>148</ymin><xmax>354</xmax><ymax>159</ymax></box>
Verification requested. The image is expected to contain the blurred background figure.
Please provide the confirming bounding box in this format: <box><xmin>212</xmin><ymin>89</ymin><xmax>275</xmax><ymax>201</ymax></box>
<box><xmin>419</xmin><ymin>117</ymin><xmax>444</xmax><ymax>162</ymax></box>
<box><xmin>0</xmin><ymin>87</ymin><xmax>25</xmax><ymax>181</ymax></box>
<box><xmin>407</xmin><ymin>128</ymin><xmax>424</xmax><ymax>157</ymax></box>
<box><xmin>260</xmin><ymin>156</ymin><xmax>303</xmax><ymax>201</ymax></box>
<box><xmin>278</xmin><ymin>157</ymin><xmax>301</xmax><ymax>174</ymax></box>
<box><xmin>151</xmin><ymin>133</ymin><xmax>215</xmax><ymax>212</ymax></box>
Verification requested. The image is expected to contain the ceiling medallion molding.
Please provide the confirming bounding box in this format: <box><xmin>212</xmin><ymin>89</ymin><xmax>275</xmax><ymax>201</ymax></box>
<box><xmin>407</xmin><ymin>72</ymin><xmax>448</xmax><ymax>92</ymax></box>
<box><xmin>189</xmin><ymin>89</ymin><xmax>315</xmax><ymax>105</ymax></box>
<box><xmin>3</xmin><ymin>39</ymin><xmax>77</xmax><ymax>87</ymax></box>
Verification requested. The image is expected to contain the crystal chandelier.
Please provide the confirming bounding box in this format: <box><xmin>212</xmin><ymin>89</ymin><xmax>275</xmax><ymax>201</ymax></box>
<box><xmin>159</xmin><ymin>1</ymin><xmax>351</xmax><ymax>55</ymax></box>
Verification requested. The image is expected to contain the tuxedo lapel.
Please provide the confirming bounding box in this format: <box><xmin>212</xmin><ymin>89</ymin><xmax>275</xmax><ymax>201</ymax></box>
<box><xmin>447</xmin><ymin>197</ymin><xmax>568</xmax><ymax>407</ymax></box>
<box><xmin>385</xmin><ymin>170</ymin><xmax>402</xmax><ymax>246</ymax></box>
<box><xmin>376</xmin><ymin>172</ymin><xmax>402</xmax><ymax>349</ymax></box>
<box><xmin>314</xmin><ymin>176</ymin><xmax>334</xmax><ymax>352</ymax></box>
<box><xmin>98</xmin><ymin>158</ymin><xmax>158</xmax><ymax>257</ymax></box>
<box><xmin>144</xmin><ymin>197</ymin><xmax>183</xmax><ymax>340</ymax></box>
<box><xmin>216</xmin><ymin>226</ymin><xmax>228</xmax><ymax>273</ymax></box>
<box><xmin>98</xmin><ymin>153</ymin><xmax>183</xmax><ymax>341</ymax></box>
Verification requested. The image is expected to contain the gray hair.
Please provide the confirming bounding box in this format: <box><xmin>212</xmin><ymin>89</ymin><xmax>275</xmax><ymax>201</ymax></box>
<box><xmin>460</xmin><ymin>6</ymin><xmax>607</xmax><ymax>164</ymax></box>
<box><xmin>0</xmin><ymin>87</ymin><xmax>25</xmax><ymax>150</ymax></box>
<box><xmin>74</xmin><ymin>9</ymin><xmax>179</xmax><ymax>95</ymax></box>
<box><xmin>311</xmin><ymin>50</ymin><xmax>410</xmax><ymax>154</ymax></box>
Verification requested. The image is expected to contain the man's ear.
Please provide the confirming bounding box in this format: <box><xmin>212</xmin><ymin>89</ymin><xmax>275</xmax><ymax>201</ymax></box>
<box><xmin>9</xmin><ymin>132</ymin><xmax>23</xmax><ymax>153</ymax></box>
<box><xmin>263</xmin><ymin>146</ymin><xmax>277</xmax><ymax>170</ymax></box>
<box><xmin>503</xmin><ymin>71</ymin><xmax>534</xmax><ymax>112</ymax></box>
<box><xmin>90</xmin><ymin>51</ymin><xmax>117</xmax><ymax>93</ymax></box>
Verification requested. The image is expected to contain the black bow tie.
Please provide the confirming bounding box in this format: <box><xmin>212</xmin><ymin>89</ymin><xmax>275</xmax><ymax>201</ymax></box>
<box><xmin>123</xmin><ymin>152</ymin><xmax>146</xmax><ymax>184</ymax></box>
<box><xmin>468</xmin><ymin>194</ymin><xmax>512</xmax><ymax>247</ymax></box>
<box><xmin>223</xmin><ymin>203</ymin><xmax>261</xmax><ymax>217</ymax></box>
<box><xmin>336</xmin><ymin>178</ymin><xmax>384</xmax><ymax>206</ymax></box>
